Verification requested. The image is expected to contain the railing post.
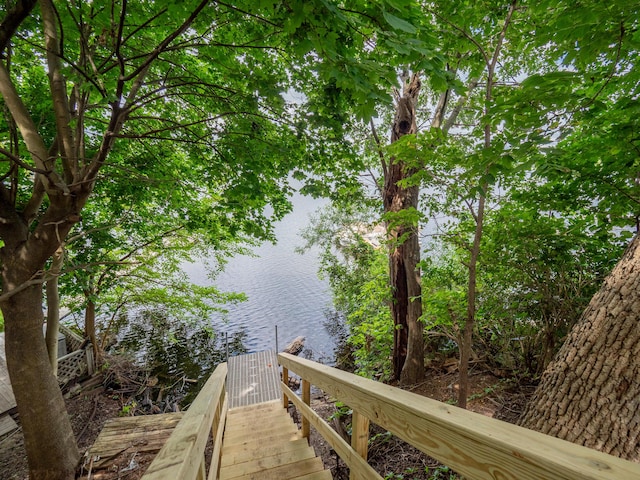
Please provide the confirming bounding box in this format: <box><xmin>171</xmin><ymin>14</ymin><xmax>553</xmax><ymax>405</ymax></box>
<box><xmin>196</xmin><ymin>457</ymin><xmax>206</xmax><ymax>480</ymax></box>
<box><xmin>302</xmin><ymin>378</ymin><xmax>310</xmax><ymax>440</ymax></box>
<box><xmin>282</xmin><ymin>366</ymin><xmax>289</xmax><ymax>408</ymax></box>
<box><xmin>350</xmin><ymin>410</ymin><xmax>370</xmax><ymax>480</ymax></box>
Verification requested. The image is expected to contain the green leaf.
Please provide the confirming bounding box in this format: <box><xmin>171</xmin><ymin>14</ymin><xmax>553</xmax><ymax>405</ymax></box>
<box><xmin>382</xmin><ymin>11</ymin><xmax>417</xmax><ymax>34</ymax></box>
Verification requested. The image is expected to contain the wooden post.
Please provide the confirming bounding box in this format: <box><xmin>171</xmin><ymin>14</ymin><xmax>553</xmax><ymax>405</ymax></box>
<box><xmin>282</xmin><ymin>366</ymin><xmax>289</xmax><ymax>408</ymax></box>
<box><xmin>196</xmin><ymin>457</ymin><xmax>206</xmax><ymax>480</ymax></box>
<box><xmin>302</xmin><ymin>378</ymin><xmax>310</xmax><ymax>439</ymax></box>
<box><xmin>351</xmin><ymin>411</ymin><xmax>370</xmax><ymax>459</ymax></box>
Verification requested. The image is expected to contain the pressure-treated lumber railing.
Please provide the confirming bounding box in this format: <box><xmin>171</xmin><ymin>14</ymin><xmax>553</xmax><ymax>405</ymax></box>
<box><xmin>279</xmin><ymin>352</ymin><xmax>640</xmax><ymax>480</ymax></box>
<box><xmin>142</xmin><ymin>362</ymin><xmax>228</xmax><ymax>480</ymax></box>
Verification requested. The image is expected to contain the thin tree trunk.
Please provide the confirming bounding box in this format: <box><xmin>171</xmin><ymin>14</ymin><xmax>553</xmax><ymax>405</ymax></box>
<box><xmin>85</xmin><ymin>294</ymin><xmax>100</xmax><ymax>362</ymax></box>
<box><xmin>519</xmin><ymin>234</ymin><xmax>640</xmax><ymax>461</ymax></box>
<box><xmin>384</xmin><ymin>73</ymin><xmax>424</xmax><ymax>384</ymax></box>
<box><xmin>458</xmin><ymin>194</ymin><xmax>485</xmax><ymax>409</ymax></box>
<box><xmin>45</xmin><ymin>245</ymin><xmax>64</xmax><ymax>375</ymax></box>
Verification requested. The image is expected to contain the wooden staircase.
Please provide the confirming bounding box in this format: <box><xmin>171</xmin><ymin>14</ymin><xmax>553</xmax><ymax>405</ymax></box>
<box><xmin>219</xmin><ymin>400</ymin><xmax>331</xmax><ymax>480</ymax></box>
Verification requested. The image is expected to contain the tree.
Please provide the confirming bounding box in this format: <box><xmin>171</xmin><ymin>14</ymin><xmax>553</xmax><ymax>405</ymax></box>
<box><xmin>384</xmin><ymin>72</ymin><xmax>425</xmax><ymax>384</ymax></box>
<box><xmin>0</xmin><ymin>1</ymin><xmax>445</xmax><ymax>477</ymax></box>
<box><xmin>513</xmin><ymin>0</ymin><xmax>640</xmax><ymax>459</ymax></box>
<box><xmin>519</xmin><ymin>234</ymin><xmax>640</xmax><ymax>460</ymax></box>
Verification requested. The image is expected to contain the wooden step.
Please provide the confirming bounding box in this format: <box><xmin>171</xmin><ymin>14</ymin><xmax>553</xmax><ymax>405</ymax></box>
<box><xmin>227</xmin><ymin>400</ymin><xmax>282</xmax><ymax>416</ymax></box>
<box><xmin>225</xmin><ymin>411</ymin><xmax>295</xmax><ymax>429</ymax></box>
<box><xmin>292</xmin><ymin>471</ymin><xmax>333</xmax><ymax>480</ymax></box>
<box><xmin>220</xmin><ymin>456</ymin><xmax>325</xmax><ymax>480</ymax></box>
<box><xmin>222</xmin><ymin>430</ymin><xmax>302</xmax><ymax>452</ymax></box>
<box><xmin>220</xmin><ymin>445</ymin><xmax>316</xmax><ymax>478</ymax></box>
<box><xmin>220</xmin><ymin>400</ymin><xmax>331</xmax><ymax>480</ymax></box>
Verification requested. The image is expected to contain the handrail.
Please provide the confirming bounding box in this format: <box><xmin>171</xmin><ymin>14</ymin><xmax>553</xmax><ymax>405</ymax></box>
<box><xmin>279</xmin><ymin>352</ymin><xmax>640</xmax><ymax>480</ymax></box>
<box><xmin>142</xmin><ymin>362</ymin><xmax>228</xmax><ymax>480</ymax></box>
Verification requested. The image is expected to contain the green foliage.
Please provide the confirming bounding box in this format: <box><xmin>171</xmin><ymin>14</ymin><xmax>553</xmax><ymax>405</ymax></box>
<box><xmin>301</xmin><ymin>203</ymin><xmax>393</xmax><ymax>379</ymax></box>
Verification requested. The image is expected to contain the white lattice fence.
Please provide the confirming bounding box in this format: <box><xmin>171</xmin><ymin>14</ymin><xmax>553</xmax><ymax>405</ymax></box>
<box><xmin>59</xmin><ymin>324</ymin><xmax>83</xmax><ymax>352</ymax></box>
<box><xmin>57</xmin><ymin>349</ymin><xmax>86</xmax><ymax>386</ymax></box>
<box><xmin>56</xmin><ymin>324</ymin><xmax>95</xmax><ymax>386</ymax></box>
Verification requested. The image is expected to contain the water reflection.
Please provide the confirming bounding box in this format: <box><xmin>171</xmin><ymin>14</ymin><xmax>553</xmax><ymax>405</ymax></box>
<box><xmin>117</xmin><ymin>308</ymin><xmax>247</xmax><ymax>403</ymax></box>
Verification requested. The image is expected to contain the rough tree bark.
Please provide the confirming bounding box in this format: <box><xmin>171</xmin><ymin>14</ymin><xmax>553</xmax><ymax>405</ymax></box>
<box><xmin>519</xmin><ymin>234</ymin><xmax>640</xmax><ymax>461</ymax></box>
<box><xmin>384</xmin><ymin>73</ymin><xmax>424</xmax><ymax>384</ymax></box>
<box><xmin>1</xmin><ymin>204</ymin><xmax>82</xmax><ymax>479</ymax></box>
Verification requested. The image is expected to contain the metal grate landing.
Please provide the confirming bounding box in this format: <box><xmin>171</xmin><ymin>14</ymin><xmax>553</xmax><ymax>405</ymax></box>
<box><xmin>227</xmin><ymin>350</ymin><xmax>281</xmax><ymax>408</ymax></box>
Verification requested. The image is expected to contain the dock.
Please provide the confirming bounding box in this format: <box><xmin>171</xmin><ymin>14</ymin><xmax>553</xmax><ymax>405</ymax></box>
<box><xmin>227</xmin><ymin>350</ymin><xmax>281</xmax><ymax>408</ymax></box>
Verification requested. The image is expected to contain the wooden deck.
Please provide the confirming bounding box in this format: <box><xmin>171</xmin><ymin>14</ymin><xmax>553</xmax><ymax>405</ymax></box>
<box><xmin>227</xmin><ymin>351</ymin><xmax>281</xmax><ymax>408</ymax></box>
<box><xmin>220</xmin><ymin>401</ymin><xmax>330</xmax><ymax>480</ymax></box>
<box><xmin>0</xmin><ymin>333</ymin><xmax>18</xmax><ymax>436</ymax></box>
<box><xmin>80</xmin><ymin>413</ymin><xmax>183</xmax><ymax>478</ymax></box>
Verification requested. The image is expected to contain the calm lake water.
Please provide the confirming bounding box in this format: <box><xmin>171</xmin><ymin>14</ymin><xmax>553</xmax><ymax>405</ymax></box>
<box><xmin>184</xmin><ymin>190</ymin><xmax>335</xmax><ymax>364</ymax></box>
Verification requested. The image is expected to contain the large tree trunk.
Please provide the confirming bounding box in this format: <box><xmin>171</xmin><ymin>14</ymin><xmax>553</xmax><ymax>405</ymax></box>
<box><xmin>0</xmin><ymin>196</ymin><xmax>82</xmax><ymax>479</ymax></box>
<box><xmin>2</xmin><ymin>281</ymin><xmax>80</xmax><ymax>479</ymax></box>
<box><xmin>519</xmin><ymin>234</ymin><xmax>640</xmax><ymax>461</ymax></box>
<box><xmin>384</xmin><ymin>73</ymin><xmax>424</xmax><ymax>384</ymax></box>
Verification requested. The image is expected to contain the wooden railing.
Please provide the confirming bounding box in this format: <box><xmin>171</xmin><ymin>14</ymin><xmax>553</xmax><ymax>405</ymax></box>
<box><xmin>279</xmin><ymin>352</ymin><xmax>640</xmax><ymax>480</ymax></box>
<box><xmin>142</xmin><ymin>362</ymin><xmax>228</xmax><ymax>480</ymax></box>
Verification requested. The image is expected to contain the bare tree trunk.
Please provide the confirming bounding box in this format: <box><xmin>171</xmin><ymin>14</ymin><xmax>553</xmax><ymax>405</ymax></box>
<box><xmin>519</xmin><ymin>234</ymin><xmax>640</xmax><ymax>461</ymax></box>
<box><xmin>45</xmin><ymin>245</ymin><xmax>64</xmax><ymax>375</ymax></box>
<box><xmin>384</xmin><ymin>73</ymin><xmax>424</xmax><ymax>384</ymax></box>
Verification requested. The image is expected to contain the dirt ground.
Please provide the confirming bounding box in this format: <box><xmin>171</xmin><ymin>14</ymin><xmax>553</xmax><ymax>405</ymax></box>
<box><xmin>0</xmin><ymin>365</ymin><xmax>535</xmax><ymax>480</ymax></box>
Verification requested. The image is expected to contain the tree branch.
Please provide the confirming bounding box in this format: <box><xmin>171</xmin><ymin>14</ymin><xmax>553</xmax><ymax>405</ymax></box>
<box><xmin>0</xmin><ymin>0</ymin><xmax>38</xmax><ymax>55</ymax></box>
<box><xmin>122</xmin><ymin>0</ymin><xmax>210</xmax><ymax>82</ymax></box>
<box><xmin>0</xmin><ymin>62</ymin><xmax>61</xmax><ymax>193</ymax></box>
<box><xmin>370</xmin><ymin>119</ymin><xmax>387</xmax><ymax>181</ymax></box>
<box><xmin>40</xmin><ymin>0</ymin><xmax>77</xmax><ymax>181</ymax></box>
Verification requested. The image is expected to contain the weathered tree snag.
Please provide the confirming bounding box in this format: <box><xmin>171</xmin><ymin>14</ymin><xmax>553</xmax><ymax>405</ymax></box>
<box><xmin>283</xmin><ymin>336</ymin><xmax>306</xmax><ymax>356</ymax></box>
<box><xmin>519</xmin><ymin>234</ymin><xmax>640</xmax><ymax>461</ymax></box>
<box><xmin>384</xmin><ymin>73</ymin><xmax>424</xmax><ymax>384</ymax></box>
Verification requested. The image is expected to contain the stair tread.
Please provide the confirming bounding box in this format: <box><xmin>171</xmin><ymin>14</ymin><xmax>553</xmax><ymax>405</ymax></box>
<box><xmin>221</xmin><ymin>438</ymin><xmax>311</xmax><ymax>466</ymax></box>
<box><xmin>220</xmin><ymin>445</ymin><xmax>316</xmax><ymax>478</ymax></box>
<box><xmin>220</xmin><ymin>456</ymin><xmax>324</xmax><ymax>480</ymax></box>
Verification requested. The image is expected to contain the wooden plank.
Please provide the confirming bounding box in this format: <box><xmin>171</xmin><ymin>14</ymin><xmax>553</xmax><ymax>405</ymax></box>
<box><xmin>222</xmin><ymin>431</ymin><xmax>301</xmax><ymax>453</ymax></box>
<box><xmin>220</xmin><ymin>456</ymin><xmax>324</xmax><ymax>480</ymax></box>
<box><xmin>281</xmin><ymin>383</ymin><xmax>382</xmax><ymax>480</ymax></box>
<box><xmin>279</xmin><ymin>353</ymin><xmax>640</xmax><ymax>480</ymax></box>
<box><xmin>208</xmin><ymin>394</ymin><xmax>228</xmax><ymax>480</ymax></box>
<box><xmin>142</xmin><ymin>363</ymin><xmax>227</xmax><ymax>480</ymax></box>
<box><xmin>228</xmin><ymin>400</ymin><xmax>283</xmax><ymax>416</ymax></box>
<box><xmin>221</xmin><ymin>439</ymin><xmax>310</xmax><ymax>467</ymax></box>
<box><xmin>0</xmin><ymin>414</ymin><xmax>17</xmax><ymax>436</ymax></box>
<box><xmin>226</xmin><ymin>407</ymin><xmax>291</xmax><ymax>425</ymax></box>
<box><xmin>292</xmin><ymin>471</ymin><xmax>333</xmax><ymax>480</ymax></box>
<box><xmin>351</xmin><ymin>411</ymin><xmax>370</xmax><ymax>460</ymax></box>
<box><xmin>219</xmin><ymin>445</ymin><xmax>316</xmax><ymax>478</ymax></box>
<box><xmin>301</xmin><ymin>379</ymin><xmax>310</xmax><ymax>439</ymax></box>
<box><xmin>87</xmin><ymin>414</ymin><xmax>184</xmax><ymax>469</ymax></box>
<box><xmin>0</xmin><ymin>334</ymin><xmax>17</xmax><ymax>415</ymax></box>
<box><xmin>222</xmin><ymin>422</ymin><xmax>298</xmax><ymax>444</ymax></box>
